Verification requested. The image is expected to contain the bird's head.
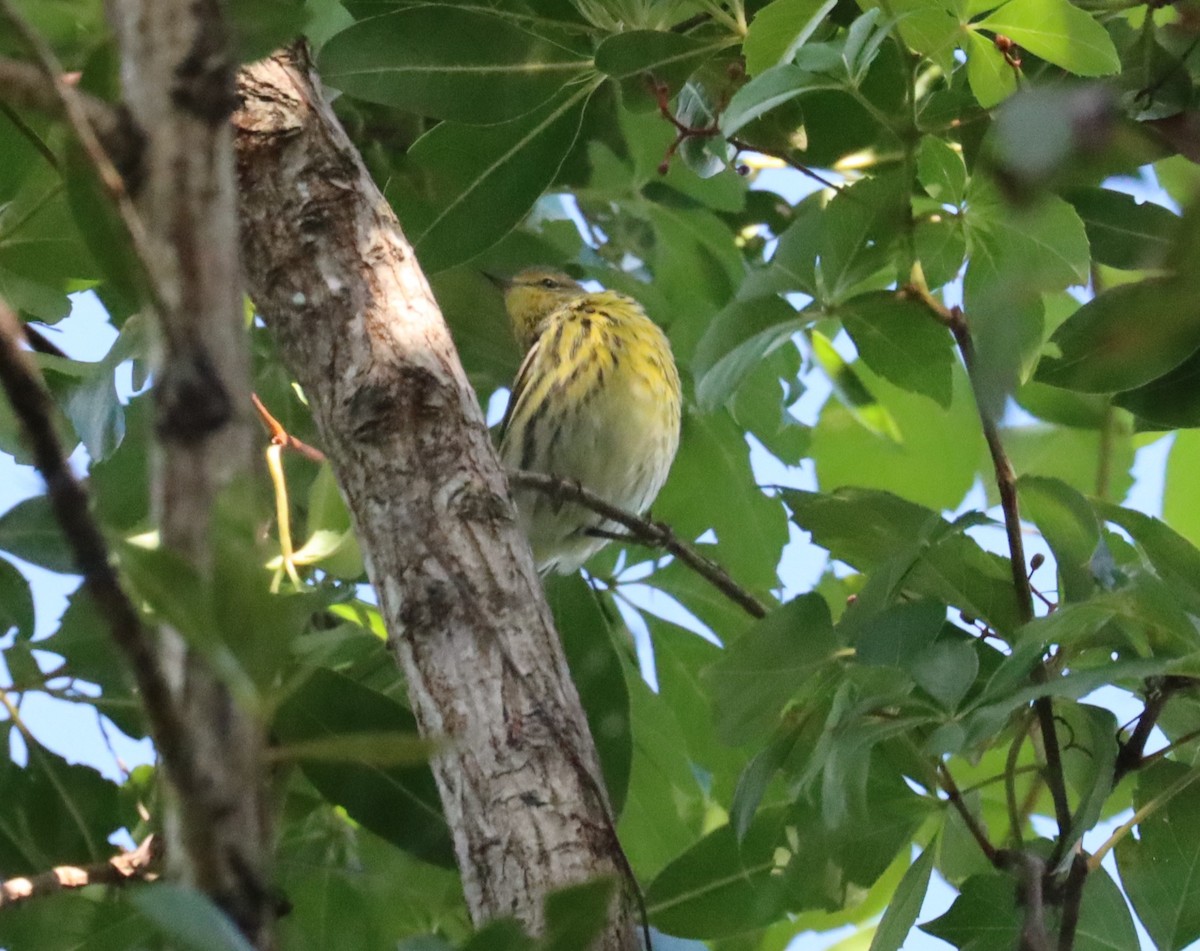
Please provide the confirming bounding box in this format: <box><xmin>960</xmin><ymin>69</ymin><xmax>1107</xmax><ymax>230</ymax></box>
<box><xmin>486</xmin><ymin>267</ymin><xmax>584</xmax><ymax>349</ymax></box>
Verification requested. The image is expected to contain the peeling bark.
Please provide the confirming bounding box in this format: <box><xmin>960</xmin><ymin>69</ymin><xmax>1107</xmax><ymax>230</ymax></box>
<box><xmin>233</xmin><ymin>47</ymin><xmax>637</xmax><ymax>949</ymax></box>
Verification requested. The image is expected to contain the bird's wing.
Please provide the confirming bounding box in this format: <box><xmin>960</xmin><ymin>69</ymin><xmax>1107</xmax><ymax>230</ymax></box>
<box><xmin>499</xmin><ymin>331</ymin><xmax>547</xmax><ymax>443</ymax></box>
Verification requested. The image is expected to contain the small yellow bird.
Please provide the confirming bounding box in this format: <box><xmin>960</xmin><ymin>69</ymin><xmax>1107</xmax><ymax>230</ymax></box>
<box><xmin>491</xmin><ymin>267</ymin><xmax>682</xmax><ymax>575</ymax></box>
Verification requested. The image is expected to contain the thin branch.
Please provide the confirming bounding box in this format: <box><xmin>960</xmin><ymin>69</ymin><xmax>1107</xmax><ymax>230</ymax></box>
<box><xmin>1139</xmin><ymin>724</ymin><xmax>1200</xmax><ymax>772</ymax></box>
<box><xmin>0</xmin><ymin>3</ymin><xmax>164</xmax><ymax>316</ymax></box>
<box><xmin>509</xmin><ymin>469</ymin><xmax>768</xmax><ymax>619</ymax></box>
<box><xmin>251</xmin><ymin>392</ymin><xmax>326</xmax><ymax>462</ymax></box>
<box><xmin>0</xmin><ymin>836</ymin><xmax>159</xmax><ymax>908</ymax></box>
<box><xmin>0</xmin><ymin>55</ymin><xmax>142</xmax><ymax>183</ymax></box>
<box><xmin>727</xmin><ymin>137</ymin><xmax>847</xmax><ymax>193</ymax></box>
<box><xmin>937</xmin><ymin>762</ymin><xmax>1002</xmax><ymax>869</ymax></box>
<box><xmin>904</xmin><ymin>285</ymin><xmax>1075</xmax><ymax>851</ymax></box>
<box><xmin>1114</xmin><ymin>677</ymin><xmax>1193</xmax><ymax>783</ymax></box>
<box><xmin>0</xmin><ymin>297</ymin><xmax>204</xmax><ymax>830</ymax></box>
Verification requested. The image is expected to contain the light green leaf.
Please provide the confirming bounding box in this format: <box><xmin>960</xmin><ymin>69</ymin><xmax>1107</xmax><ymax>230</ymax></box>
<box><xmin>743</xmin><ymin>0</ymin><xmax>838</xmax><ymax>75</ymax></box>
<box><xmin>867</xmin><ymin>845</ymin><xmax>936</xmax><ymax>951</ymax></box>
<box><xmin>916</xmin><ymin>136</ymin><xmax>967</xmax><ymax>206</ymax></box>
<box><xmin>319</xmin><ymin>7</ymin><xmax>591</xmax><ymax>123</ymax></box>
<box><xmin>964</xmin><ymin>28</ymin><xmax>1016</xmax><ymax>109</ymax></box>
<box><xmin>976</xmin><ymin>0</ymin><xmax>1120</xmax><ymax>77</ymax></box>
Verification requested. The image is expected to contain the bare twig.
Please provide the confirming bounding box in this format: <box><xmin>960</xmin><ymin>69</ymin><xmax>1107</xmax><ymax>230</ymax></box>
<box><xmin>0</xmin><ymin>297</ymin><xmax>203</xmax><ymax>845</ymax></box>
<box><xmin>251</xmin><ymin>393</ymin><xmax>326</xmax><ymax>462</ymax></box>
<box><xmin>509</xmin><ymin>469</ymin><xmax>768</xmax><ymax>619</ymax></box>
<box><xmin>1114</xmin><ymin>677</ymin><xmax>1195</xmax><ymax>783</ymax></box>
<box><xmin>0</xmin><ymin>836</ymin><xmax>159</xmax><ymax>908</ymax></box>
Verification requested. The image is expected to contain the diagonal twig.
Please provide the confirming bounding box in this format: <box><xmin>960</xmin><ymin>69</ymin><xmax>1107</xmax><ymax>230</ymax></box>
<box><xmin>508</xmin><ymin>469</ymin><xmax>768</xmax><ymax>619</ymax></box>
<box><xmin>0</xmin><ymin>835</ymin><xmax>159</xmax><ymax>908</ymax></box>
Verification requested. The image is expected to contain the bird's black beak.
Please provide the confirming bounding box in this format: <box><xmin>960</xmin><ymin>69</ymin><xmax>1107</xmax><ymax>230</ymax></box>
<box><xmin>482</xmin><ymin>272</ymin><xmax>512</xmax><ymax>291</ymax></box>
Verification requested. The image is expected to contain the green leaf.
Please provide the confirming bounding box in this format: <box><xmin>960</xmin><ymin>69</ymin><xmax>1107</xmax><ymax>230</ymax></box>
<box><xmin>319</xmin><ymin>7</ymin><xmax>591</xmax><ymax>123</ymax></box>
<box><xmin>912</xmin><ymin>639</ymin><xmax>978</xmax><ymax>711</ymax></box>
<box><xmin>1115</xmin><ymin>762</ymin><xmax>1200</xmax><ymax>950</ymax></box>
<box><xmin>720</xmin><ymin>63</ymin><xmax>842</xmax><ymax>138</ymax></box>
<box><xmin>916</xmin><ymin>136</ymin><xmax>967</xmax><ymax>206</ymax></box>
<box><xmin>0</xmin><ymin>745</ymin><xmax>120</xmax><ymax>875</ymax></box>
<box><xmin>0</xmin><ymin>555</ymin><xmax>33</xmax><ymax>638</ymax></box>
<box><xmin>964</xmin><ymin>28</ymin><xmax>1017</xmax><ymax>109</ymax></box>
<box><xmin>594</xmin><ymin>30</ymin><xmax>728</xmax><ymax>83</ymax></box>
<box><xmin>0</xmin><ymin>494</ymin><xmax>75</xmax><ymax>574</ymax></box>
<box><xmin>840</xmin><ymin>292</ymin><xmax>955</xmax><ymax>407</ymax></box>
<box><xmin>1018</xmin><ymin>476</ymin><xmax>1100</xmax><ymax>603</ymax></box>
<box><xmin>785</xmin><ymin>488</ymin><xmax>1022</xmax><ymax>633</ymax></box>
<box><xmin>867</xmin><ymin>845</ymin><xmax>935</xmax><ymax>951</ymax></box>
<box><xmin>646</xmin><ymin>807</ymin><xmax>798</xmax><ymax>938</ymax></box>
<box><xmin>270</xmin><ymin>731</ymin><xmax>433</xmax><ymax>766</ymax></box>
<box><xmin>1095</xmin><ymin>500</ymin><xmax>1200</xmax><ymax>616</ymax></box>
<box><xmin>1114</xmin><ymin>345</ymin><xmax>1200</xmax><ymax>429</ymax></box>
<box><xmin>693</xmin><ymin>296</ymin><xmax>804</xmax><ymax>411</ymax></box>
<box><xmin>976</xmin><ymin>0</ymin><xmax>1120</xmax><ymax>77</ymax></box>
<box><xmin>1064</xmin><ymin>187</ymin><xmax>1179</xmax><ymax>272</ymax></box>
<box><xmin>132</xmin><ymin>884</ymin><xmax>255</xmax><ymax>951</ymax></box>
<box><xmin>273</xmin><ymin>667</ymin><xmax>454</xmax><ymax>866</ymax></box>
<box><xmin>743</xmin><ymin>0</ymin><xmax>838</xmax><ymax>75</ymax></box>
<box><xmin>1036</xmin><ymin>278</ymin><xmax>1200</xmax><ymax>393</ymax></box>
<box><xmin>705</xmin><ymin>594</ymin><xmax>839</xmax><ymax>744</ymax></box>
<box><xmin>1165</xmin><ymin>430</ymin><xmax>1200</xmax><ymax>548</ymax></box>
<box><xmin>540</xmin><ymin>878</ymin><xmax>616</xmax><ymax>951</ymax></box>
<box><xmin>652</xmin><ymin>411</ymin><xmax>788</xmax><ymax>594</ymax></box>
<box><xmin>400</xmin><ymin>84</ymin><xmax>595</xmax><ymax>272</ymax></box>
<box><xmin>809</xmin><ymin>361</ymin><xmax>983</xmax><ymax>513</ymax></box>
<box><xmin>545</xmin><ymin>575</ymin><xmax>631</xmax><ymax>815</ymax></box>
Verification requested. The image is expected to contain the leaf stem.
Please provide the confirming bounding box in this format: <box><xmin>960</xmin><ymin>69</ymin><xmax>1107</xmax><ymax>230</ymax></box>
<box><xmin>1087</xmin><ymin>765</ymin><xmax>1200</xmax><ymax>872</ymax></box>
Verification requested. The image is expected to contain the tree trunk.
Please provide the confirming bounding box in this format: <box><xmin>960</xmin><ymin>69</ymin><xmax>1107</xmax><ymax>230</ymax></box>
<box><xmin>104</xmin><ymin>0</ymin><xmax>272</xmax><ymax>943</ymax></box>
<box><xmin>233</xmin><ymin>46</ymin><xmax>638</xmax><ymax>950</ymax></box>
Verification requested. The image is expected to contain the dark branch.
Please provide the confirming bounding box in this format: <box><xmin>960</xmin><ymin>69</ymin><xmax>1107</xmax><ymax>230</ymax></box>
<box><xmin>1055</xmin><ymin>854</ymin><xmax>1088</xmax><ymax>951</ymax></box>
<box><xmin>1114</xmin><ymin>676</ymin><xmax>1196</xmax><ymax>782</ymax></box>
<box><xmin>508</xmin><ymin>470</ymin><xmax>768</xmax><ymax>619</ymax></box>
<box><xmin>904</xmin><ymin>286</ymin><xmax>1075</xmax><ymax>849</ymax></box>
<box><xmin>0</xmin><ymin>836</ymin><xmax>159</xmax><ymax>908</ymax></box>
<box><xmin>938</xmin><ymin>762</ymin><xmax>1002</xmax><ymax>869</ymax></box>
<box><xmin>0</xmin><ymin>298</ymin><xmax>204</xmax><ymax>832</ymax></box>
<box><xmin>1001</xmin><ymin>851</ymin><xmax>1052</xmax><ymax>951</ymax></box>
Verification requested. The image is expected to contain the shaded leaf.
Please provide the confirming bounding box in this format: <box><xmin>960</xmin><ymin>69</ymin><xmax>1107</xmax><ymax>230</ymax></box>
<box><xmin>320</xmin><ymin>7</ymin><xmax>590</xmax><ymax>123</ymax></box>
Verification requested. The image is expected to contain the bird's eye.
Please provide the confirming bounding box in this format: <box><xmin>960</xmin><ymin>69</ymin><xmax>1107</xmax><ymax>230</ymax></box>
<box><xmin>540</xmin><ymin>278</ymin><xmax>558</xmax><ymax>289</ymax></box>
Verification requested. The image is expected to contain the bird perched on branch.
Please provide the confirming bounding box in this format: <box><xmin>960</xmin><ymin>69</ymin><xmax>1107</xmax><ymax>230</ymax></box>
<box><xmin>489</xmin><ymin>267</ymin><xmax>682</xmax><ymax>575</ymax></box>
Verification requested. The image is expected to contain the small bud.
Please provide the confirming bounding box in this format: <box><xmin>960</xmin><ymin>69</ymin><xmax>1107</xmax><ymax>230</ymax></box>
<box><xmin>960</xmin><ymin>611</ymin><xmax>976</xmax><ymax>626</ymax></box>
<box><xmin>846</xmin><ymin>594</ymin><xmax>858</xmax><ymax>606</ymax></box>
<box><xmin>1031</xmin><ymin>553</ymin><xmax>1045</xmax><ymax>571</ymax></box>
<box><xmin>657</xmin><ymin>160</ymin><xmax>671</xmax><ymax>175</ymax></box>
<box><xmin>737</xmin><ymin>164</ymin><xmax>750</xmax><ymax>176</ymax></box>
